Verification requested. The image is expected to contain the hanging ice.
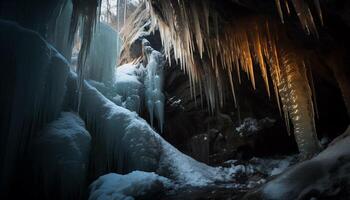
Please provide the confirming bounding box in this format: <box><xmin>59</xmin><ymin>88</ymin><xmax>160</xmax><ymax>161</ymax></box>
<box><xmin>143</xmin><ymin>39</ymin><xmax>166</xmax><ymax>132</ymax></box>
<box><xmin>86</xmin><ymin>22</ymin><xmax>120</xmax><ymax>85</ymax></box>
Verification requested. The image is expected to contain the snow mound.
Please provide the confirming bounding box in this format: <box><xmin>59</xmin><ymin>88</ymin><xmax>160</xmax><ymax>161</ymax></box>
<box><xmin>29</xmin><ymin>112</ymin><xmax>91</xmax><ymax>199</ymax></box>
<box><xmin>89</xmin><ymin>171</ymin><xmax>171</xmax><ymax>200</ymax></box>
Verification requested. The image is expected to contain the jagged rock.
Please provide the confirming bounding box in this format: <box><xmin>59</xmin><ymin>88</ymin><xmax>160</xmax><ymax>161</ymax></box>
<box><xmin>243</xmin><ymin>126</ymin><xmax>350</xmax><ymax>200</ymax></box>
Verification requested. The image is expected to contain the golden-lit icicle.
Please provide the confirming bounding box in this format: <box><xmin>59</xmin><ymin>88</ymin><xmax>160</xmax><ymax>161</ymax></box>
<box><xmin>275</xmin><ymin>0</ymin><xmax>284</xmax><ymax>23</ymax></box>
<box><xmin>253</xmin><ymin>26</ymin><xmax>270</xmax><ymax>96</ymax></box>
<box><xmin>285</xmin><ymin>0</ymin><xmax>291</xmax><ymax>14</ymax></box>
<box><xmin>228</xmin><ymin>70</ymin><xmax>238</xmax><ymax>107</ymax></box>
<box><xmin>279</xmin><ymin>49</ymin><xmax>321</xmax><ymax>159</ymax></box>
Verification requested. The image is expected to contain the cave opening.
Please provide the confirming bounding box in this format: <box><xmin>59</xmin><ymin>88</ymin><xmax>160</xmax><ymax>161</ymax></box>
<box><xmin>1</xmin><ymin>0</ymin><xmax>350</xmax><ymax>199</ymax></box>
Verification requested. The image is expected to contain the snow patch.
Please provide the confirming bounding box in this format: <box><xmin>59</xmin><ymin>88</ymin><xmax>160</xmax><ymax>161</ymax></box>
<box><xmin>89</xmin><ymin>171</ymin><xmax>171</xmax><ymax>200</ymax></box>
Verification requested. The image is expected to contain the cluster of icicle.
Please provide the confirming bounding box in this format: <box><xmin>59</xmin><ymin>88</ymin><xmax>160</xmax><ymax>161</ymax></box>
<box><xmin>143</xmin><ymin>0</ymin><xmax>322</xmax><ymax>157</ymax></box>
<box><xmin>68</xmin><ymin>0</ymin><xmax>133</xmax><ymax>111</ymax></box>
<box><xmin>69</xmin><ymin>0</ymin><xmax>103</xmax><ymax>110</ymax></box>
<box><xmin>275</xmin><ymin>0</ymin><xmax>323</xmax><ymax>36</ymax></box>
<box><xmin>143</xmin><ymin>39</ymin><xmax>166</xmax><ymax>133</ymax></box>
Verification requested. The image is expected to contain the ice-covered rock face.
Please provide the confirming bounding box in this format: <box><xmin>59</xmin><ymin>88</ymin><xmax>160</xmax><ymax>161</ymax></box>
<box><xmin>0</xmin><ymin>20</ymin><xmax>69</xmax><ymax>197</ymax></box>
<box><xmin>28</xmin><ymin>112</ymin><xmax>91</xmax><ymax>200</ymax></box>
<box><xmin>86</xmin><ymin>22</ymin><xmax>120</xmax><ymax>85</ymax></box>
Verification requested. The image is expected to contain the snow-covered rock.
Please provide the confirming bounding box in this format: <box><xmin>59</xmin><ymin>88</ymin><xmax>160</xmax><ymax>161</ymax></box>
<box><xmin>114</xmin><ymin>63</ymin><xmax>145</xmax><ymax>112</ymax></box>
<box><xmin>29</xmin><ymin>112</ymin><xmax>91</xmax><ymax>200</ymax></box>
<box><xmin>89</xmin><ymin>171</ymin><xmax>171</xmax><ymax>200</ymax></box>
<box><xmin>244</xmin><ymin>126</ymin><xmax>350</xmax><ymax>200</ymax></box>
<box><xmin>0</xmin><ymin>20</ymin><xmax>69</xmax><ymax>195</ymax></box>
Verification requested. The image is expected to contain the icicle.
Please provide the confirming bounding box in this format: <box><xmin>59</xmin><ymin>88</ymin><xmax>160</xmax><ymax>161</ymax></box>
<box><xmin>275</xmin><ymin>0</ymin><xmax>284</xmax><ymax>23</ymax></box>
<box><xmin>278</xmin><ymin>49</ymin><xmax>321</xmax><ymax>158</ymax></box>
<box><xmin>124</xmin><ymin>0</ymin><xmax>127</xmax><ymax>25</ymax></box>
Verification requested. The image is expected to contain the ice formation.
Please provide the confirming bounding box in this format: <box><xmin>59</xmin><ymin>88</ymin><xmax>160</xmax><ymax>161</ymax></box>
<box><xmin>48</xmin><ymin>0</ymin><xmax>74</xmax><ymax>60</ymax></box>
<box><xmin>143</xmin><ymin>39</ymin><xmax>166</xmax><ymax>132</ymax></box>
<box><xmin>28</xmin><ymin>112</ymin><xmax>91</xmax><ymax>200</ymax></box>
<box><xmin>113</xmin><ymin>39</ymin><xmax>165</xmax><ymax>131</ymax></box>
<box><xmin>65</xmin><ymin>70</ymin><xmax>238</xmax><ymax>188</ymax></box>
<box><xmin>86</xmin><ymin>22</ymin><xmax>120</xmax><ymax>85</ymax></box>
<box><xmin>0</xmin><ymin>20</ymin><xmax>69</xmax><ymax>195</ymax></box>
<box><xmin>277</xmin><ymin>50</ymin><xmax>321</xmax><ymax>158</ymax></box>
<box><xmin>275</xmin><ymin>0</ymin><xmax>323</xmax><ymax>35</ymax></box>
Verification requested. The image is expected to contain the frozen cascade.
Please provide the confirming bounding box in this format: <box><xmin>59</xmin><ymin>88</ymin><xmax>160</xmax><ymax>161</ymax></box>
<box><xmin>143</xmin><ymin>39</ymin><xmax>166</xmax><ymax>132</ymax></box>
<box><xmin>86</xmin><ymin>22</ymin><xmax>121</xmax><ymax>85</ymax></box>
<box><xmin>97</xmin><ymin>38</ymin><xmax>165</xmax><ymax>131</ymax></box>
<box><xmin>28</xmin><ymin>112</ymin><xmax>91</xmax><ymax>200</ymax></box>
<box><xmin>64</xmin><ymin>70</ymin><xmax>237</xmax><ymax>191</ymax></box>
<box><xmin>0</xmin><ymin>20</ymin><xmax>69</xmax><ymax>196</ymax></box>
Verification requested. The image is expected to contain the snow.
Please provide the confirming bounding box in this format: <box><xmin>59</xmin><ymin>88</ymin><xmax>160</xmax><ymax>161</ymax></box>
<box><xmin>114</xmin><ymin>63</ymin><xmax>145</xmax><ymax>112</ymax></box>
<box><xmin>89</xmin><ymin>171</ymin><xmax>171</xmax><ymax>200</ymax></box>
<box><xmin>235</xmin><ymin>117</ymin><xmax>276</xmax><ymax>137</ymax></box>
<box><xmin>29</xmin><ymin>112</ymin><xmax>91</xmax><ymax>199</ymax></box>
